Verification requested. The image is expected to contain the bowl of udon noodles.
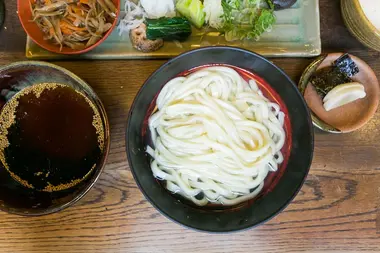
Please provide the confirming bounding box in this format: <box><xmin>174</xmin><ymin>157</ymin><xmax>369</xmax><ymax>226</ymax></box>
<box><xmin>18</xmin><ymin>0</ymin><xmax>120</xmax><ymax>55</ymax></box>
<box><xmin>126</xmin><ymin>47</ymin><xmax>314</xmax><ymax>232</ymax></box>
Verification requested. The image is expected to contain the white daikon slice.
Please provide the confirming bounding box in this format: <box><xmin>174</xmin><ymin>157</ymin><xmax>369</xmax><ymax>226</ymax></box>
<box><xmin>323</xmin><ymin>82</ymin><xmax>366</xmax><ymax>111</ymax></box>
<box><xmin>323</xmin><ymin>82</ymin><xmax>364</xmax><ymax>103</ymax></box>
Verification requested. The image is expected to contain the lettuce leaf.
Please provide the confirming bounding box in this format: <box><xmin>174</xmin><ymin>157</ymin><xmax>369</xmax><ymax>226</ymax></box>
<box><xmin>176</xmin><ymin>0</ymin><xmax>205</xmax><ymax>29</ymax></box>
<box><xmin>221</xmin><ymin>0</ymin><xmax>276</xmax><ymax>41</ymax></box>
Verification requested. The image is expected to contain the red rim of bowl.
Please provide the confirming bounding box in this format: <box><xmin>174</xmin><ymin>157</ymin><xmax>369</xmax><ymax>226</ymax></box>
<box><xmin>141</xmin><ymin>64</ymin><xmax>293</xmax><ymax>209</ymax></box>
<box><xmin>17</xmin><ymin>0</ymin><xmax>120</xmax><ymax>55</ymax></box>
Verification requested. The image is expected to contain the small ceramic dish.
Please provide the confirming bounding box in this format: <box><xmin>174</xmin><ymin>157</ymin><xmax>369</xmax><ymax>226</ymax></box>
<box><xmin>341</xmin><ymin>0</ymin><xmax>380</xmax><ymax>52</ymax></box>
<box><xmin>299</xmin><ymin>53</ymin><xmax>379</xmax><ymax>133</ymax></box>
<box><xmin>17</xmin><ymin>0</ymin><xmax>120</xmax><ymax>55</ymax></box>
<box><xmin>0</xmin><ymin>61</ymin><xmax>110</xmax><ymax>215</ymax></box>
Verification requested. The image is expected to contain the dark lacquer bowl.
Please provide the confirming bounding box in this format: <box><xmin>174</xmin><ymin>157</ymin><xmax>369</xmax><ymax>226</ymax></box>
<box><xmin>0</xmin><ymin>61</ymin><xmax>110</xmax><ymax>216</ymax></box>
<box><xmin>126</xmin><ymin>47</ymin><xmax>314</xmax><ymax>232</ymax></box>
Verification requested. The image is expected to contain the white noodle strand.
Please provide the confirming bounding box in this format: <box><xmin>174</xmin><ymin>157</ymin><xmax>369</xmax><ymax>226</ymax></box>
<box><xmin>147</xmin><ymin>67</ymin><xmax>286</xmax><ymax>206</ymax></box>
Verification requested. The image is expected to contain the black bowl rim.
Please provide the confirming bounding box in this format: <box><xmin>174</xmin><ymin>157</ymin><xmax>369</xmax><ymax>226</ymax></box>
<box><xmin>0</xmin><ymin>61</ymin><xmax>111</xmax><ymax>216</ymax></box>
<box><xmin>126</xmin><ymin>46</ymin><xmax>314</xmax><ymax>233</ymax></box>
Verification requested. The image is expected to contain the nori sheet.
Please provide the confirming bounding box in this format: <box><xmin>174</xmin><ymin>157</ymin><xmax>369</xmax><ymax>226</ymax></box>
<box><xmin>310</xmin><ymin>67</ymin><xmax>352</xmax><ymax>98</ymax></box>
<box><xmin>333</xmin><ymin>53</ymin><xmax>359</xmax><ymax>77</ymax></box>
<box><xmin>310</xmin><ymin>54</ymin><xmax>359</xmax><ymax>98</ymax></box>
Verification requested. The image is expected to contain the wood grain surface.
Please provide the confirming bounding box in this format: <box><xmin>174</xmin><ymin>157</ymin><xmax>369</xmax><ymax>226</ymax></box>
<box><xmin>1</xmin><ymin>1</ymin><xmax>380</xmax><ymax>252</ymax></box>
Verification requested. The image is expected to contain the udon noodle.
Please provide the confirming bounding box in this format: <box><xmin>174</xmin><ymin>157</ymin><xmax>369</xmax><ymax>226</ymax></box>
<box><xmin>146</xmin><ymin>66</ymin><xmax>286</xmax><ymax>206</ymax></box>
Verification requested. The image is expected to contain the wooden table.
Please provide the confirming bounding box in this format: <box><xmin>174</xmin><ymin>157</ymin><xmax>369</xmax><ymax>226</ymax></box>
<box><xmin>1</xmin><ymin>1</ymin><xmax>380</xmax><ymax>252</ymax></box>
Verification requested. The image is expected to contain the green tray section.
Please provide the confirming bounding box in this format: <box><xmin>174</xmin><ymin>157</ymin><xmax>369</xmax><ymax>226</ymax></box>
<box><xmin>25</xmin><ymin>0</ymin><xmax>321</xmax><ymax>59</ymax></box>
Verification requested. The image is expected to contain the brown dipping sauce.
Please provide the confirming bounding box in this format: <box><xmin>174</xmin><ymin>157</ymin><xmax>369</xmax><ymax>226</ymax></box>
<box><xmin>0</xmin><ymin>83</ymin><xmax>104</xmax><ymax>192</ymax></box>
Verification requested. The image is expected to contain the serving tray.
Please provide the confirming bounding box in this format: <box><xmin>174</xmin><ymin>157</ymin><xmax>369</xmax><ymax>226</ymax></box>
<box><xmin>25</xmin><ymin>0</ymin><xmax>321</xmax><ymax>60</ymax></box>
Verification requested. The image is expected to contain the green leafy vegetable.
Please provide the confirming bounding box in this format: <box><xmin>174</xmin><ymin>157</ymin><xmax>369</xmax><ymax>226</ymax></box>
<box><xmin>247</xmin><ymin>8</ymin><xmax>276</xmax><ymax>39</ymax></box>
<box><xmin>221</xmin><ymin>0</ymin><xmax>276</xmax><ymax>41</ymax></box>
<box><xmin>145</xmin><ymin>17</ymin><xmax>192</xmax><ymax>41</ymax></box>
<box><xmin>221</xmin><ymin>0</ymin><xmax>234</xmax><ymax>30</ymax></box>
<box><xmin>176</xmin><ymin>0</ymin><xmax>205</xmax><ymax>29</ymax></box>
<box><xmin>266</xmin><ymin>0</ymin><xmax>275</xmax><ymax>10</ymax></box>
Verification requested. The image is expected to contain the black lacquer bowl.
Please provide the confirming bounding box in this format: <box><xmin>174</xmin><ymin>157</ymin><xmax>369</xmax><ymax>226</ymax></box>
<box><xmin>0</xmin><ymin>61</ymin><xmax>110</xmax><ymax>216</ymax></box>
<box><xmin>126</xmin><ymin>47</ymin><xmax>314</xmax><ymax>232</ymax></box>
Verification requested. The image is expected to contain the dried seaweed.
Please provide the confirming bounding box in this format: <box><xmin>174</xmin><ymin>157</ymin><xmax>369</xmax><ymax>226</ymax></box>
<box><xmin>310</xmin><ymin>67</ymin><xmax>352</xmax><ymax>98</ymax></box>
<box><xmin>334</xmin><ymin>53</ymin><xmax>359</xmax><ymax>77</ymax></box>
<box><xmin>310</xmin><ymin>54</ymin><xmax>359</xmax><ymax>98</ymax></box>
